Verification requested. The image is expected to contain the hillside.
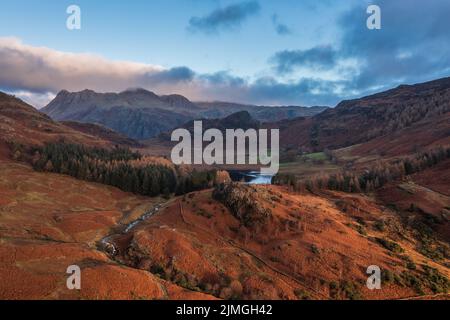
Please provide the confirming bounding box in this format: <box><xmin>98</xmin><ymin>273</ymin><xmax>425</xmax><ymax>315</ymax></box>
<box><xmin>42</xmin><ymin>89</ymin><xmax>326</xmax><ymax>140</ymax></box>
<box><xmin>0</xmin><ymin>92</ymin><xmax>112</xmax><ymax>150</ymax></box>
<box><xmin>157</xmin><ymin>110</ymin><xmax>260</xmax><ymax>142</ymax></box>
<box><xmin>349</xmin><ymin>112</ymin><xmax>450</xmax><ymax>158</ymax></box>
<box><xmin>61</xmin><ymin>121</ymin><xmax>142</xmax><ymax>147</ymax></box>
<box><xmin>0</xmin><ymin>159</ymin><xmax>213</xmax><ymax>300</ymax></box>
<box><xmin>272</xmin><ymin>77</ymin><xmax>450</xmax><ymax>153</ymax></box>
<box><xmin>0</xmin><ymin>91</ymin><xmax>214</xmax><ymax>300</ymax></box>
<box><xmin>183</xmin><ymin>110</ymin><xmax>260</xmax><ymax>132</ymax></box>
<box><xmin>196</xmin><ymin>101</ymin><xmax>328</xmax><ymax>122</ymax></box>
<box><xmin>107</xmin><ymin>184</ymin><xmax>449</xmax><ymax>300</ymax></box>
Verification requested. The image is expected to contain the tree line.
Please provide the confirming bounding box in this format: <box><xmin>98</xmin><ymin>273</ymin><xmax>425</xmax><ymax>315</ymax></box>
<box><xmin>274</xmin><ymin>146</ymin><xmax>450</xmax><ymax>193</ymax></box>
<box><xmin>31</xmin><ymin>142</ymin><xmax>218</xmax><ymax>197</ymax></box>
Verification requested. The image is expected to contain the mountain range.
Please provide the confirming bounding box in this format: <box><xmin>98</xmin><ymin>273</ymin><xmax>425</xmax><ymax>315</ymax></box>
<box><xmin>41</xmin><ymin>88</ymin><xmax>327</xmax><ymax>140</ymax></box>
<box><xmin>138</xmin><ymin>77</ymin><xmax>450</xmax><ymax>162</ymax></box>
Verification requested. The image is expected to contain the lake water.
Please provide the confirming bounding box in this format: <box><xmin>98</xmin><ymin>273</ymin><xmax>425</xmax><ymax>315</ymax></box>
<box><xmin>228</xmin><ymin>170</ymin><xmax>274</xmax><ymax>185</ymax></box>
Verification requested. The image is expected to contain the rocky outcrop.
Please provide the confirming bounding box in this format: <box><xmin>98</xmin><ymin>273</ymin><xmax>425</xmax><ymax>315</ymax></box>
<box><xmin>213</xmin><ymin>182</ymin><xmax>272</xmax><ymax>228</ymax></box>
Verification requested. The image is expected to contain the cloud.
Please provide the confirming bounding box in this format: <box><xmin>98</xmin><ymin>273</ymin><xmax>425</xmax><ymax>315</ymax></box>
<box><xmin>337</xmin><ymin>0</ymin><xmax>450</xmax><ymax>92</ymax></box>
<box><xmin>239</xmin><ymin>77</ymin><xmax>342</xmax><ymax>106</ymax></box>
<box><xmin>199</xmin><ymin>71</ymin><xmax>246</xmax><ymax>86</ymax></box>
<box><xmin>0</xmin><ymin>37</ymin><xmax>343</xmax><ymax>108</ymax></box>
<box><xmin>2</xmin><ymin>1</ymin><xmax>449</xmax><ymax>110</ymax></box>
<box><xmin>271</xmin><ymin>14</ymin><xmax>292</xmax><ymax>36</ymax></box>
<box><xmin>0</xmin><ymin>37</ymin><xmax>200</xmax><ymax>107</ymax></box>
<box><xmin>189</xmin><ymin>74</ymin><xmax>343</xmax><ymax>106</ymax></box>
<box><xmin>0</xmin><ymin>37</ymin><xmax>165</xmax><ymax>94</ymax></box>
<box><xmin>271</xmin><ymin>46</ymin><xmax>338</xmax><ymax>74</ymax></box>
<box><xmin>140</xmin><ymin>66</ymin><xmax>196</xmax><ymax>85</ymax></box>
<box><xmin>188</xmin><ymin>1</ymin><xmax>260</xmax><ymax>34</ymax></box>
<box><xmin>6</xmin><ymin>0</ymin><xmax>450</xmax><ymax>113</ymax></box>
<box><xmin>6</xmin><ymin>90</ymin><xmax>56</xmax><ymax>109</ymax></box>
<box><xmin>269</xmin><ymin>0</ymin><xmax>450</xmax><ymax>99</ymax></box>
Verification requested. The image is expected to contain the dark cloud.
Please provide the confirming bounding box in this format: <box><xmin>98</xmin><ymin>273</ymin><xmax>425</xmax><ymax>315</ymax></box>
<box><xmin>271</xmin><ymin>14</ymin><xmax>292</xmax><ymax>36</ymax></box>
<box><xmin>193</xmin><ymin>74</ymin><xmax>343</xmax><ymax>106</ymax></box>
<box><xmin>141</xmin><ymin>66</ymin><xmax>195</xmax><ymax>84</ymax></box>
<box><xmin>338</xmin><ymin>0</ymin><xmax>450</xmax><ymax>92</ymax></box>
<box><xmin>269</xmin><ymin>0</ymin><xmax>450</xmax><ymax>102</ymax></box>
<box><xmin>270</xmin><ymin>46</ymin><xmax>338</xmax><ymax>74</ymax></box>
<box><xmin>188</xmin><ymin>1</ymin><xmax>260</xmax><ymax>34</ymax></box>
<box><xmin>242</xmin><ymin>77</ymin><xmax>340</xmax><ymax>106</ymax></box>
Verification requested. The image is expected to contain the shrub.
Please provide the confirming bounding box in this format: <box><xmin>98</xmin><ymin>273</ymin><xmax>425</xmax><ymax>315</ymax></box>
<box><xmin>340</xmin><ymin>281</ymin><xmax>363</xmax><ymax>300</ymax></box>
<box><xmin>329</xmin><ymin>281</ymin><xmax>362</xmax><ymax>300</ymax></box>
<box><xmin>149</xmin><ymin>263</ymin><xmax>166</xmax><ymax>277</ymax></box>
<box><xmin>329</xmin><ymin>281</ymin><xmax>339</xmax><ymax>299</ymax></box>
<box><xmin>382</xmin><ymin>269</ymin><xmax>395</xmax><ymax>283</ymax></box>
<box><xmin>401</xmin><ymin>271</ymin><xmax>424</xmax><ymax>295</ymax></box>
<box><xmin>418</xmin><ymin>242</ymin><xmax>446</xmax><ymax>261</ymax></box>
<box><xmin>311</xmin><ymin>244</ymin><xmax>320</xmax><ymax>254</ymax></box>
<box><xmin>356</xmin><ymin>224</ymin><xmax>367</xmax><ymax>236</ymax></box>
<box><xmin>197</xmin><ymin>209</ymin><xmax>213</xmax><ymax>219</ymax></box>
<box><xmin>375</xmin><ymin>237</ymin><xmax>404</xmax><ymax>253</ymax></box>
<box><xmin>373</xmin><ymin>220</ymin><xmax>386</xmax><ymax>232</ymax></box>
<box><xmin>406</xmin><ymin>261</ymin><xmax>417</xmax><ymax>270</ymax></box>
<box><xmin>294</xmin><ymin>289</ymin><xmax>310</xmax><ymax>300</ymax></box>
<box><xmin>422</xmin><ymin>265</ymin><xmax>449</xmax><ymax>294</ymax></box>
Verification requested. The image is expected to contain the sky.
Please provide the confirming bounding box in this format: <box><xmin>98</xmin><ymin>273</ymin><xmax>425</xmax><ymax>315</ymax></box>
<box><xmin>1</xmin><ymin>0</ymin><xmax>450</xmax><ymax>108</ymax></box>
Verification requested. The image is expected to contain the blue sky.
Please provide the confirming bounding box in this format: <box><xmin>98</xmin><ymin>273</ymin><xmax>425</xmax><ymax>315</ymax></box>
<box><xmin>0</xmin><ymin>0</ymin><xmax>348</xmax><ymax>75</ymax></box>
<box><xmin>1</xmin><ymin>0</ymin><xmax>450</xmax><ymax>107</ymax></box>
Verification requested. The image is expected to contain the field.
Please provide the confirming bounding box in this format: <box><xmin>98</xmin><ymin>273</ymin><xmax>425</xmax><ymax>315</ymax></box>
<box><xmin>278</xmin><ymin>152</ymin><xmax>341</xmax><ymax>179</ymax></box>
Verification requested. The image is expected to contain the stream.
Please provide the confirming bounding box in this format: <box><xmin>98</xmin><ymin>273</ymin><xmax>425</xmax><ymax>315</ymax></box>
<box><xmin>99</xmin><ymin>203</ymin><xmax>162</xmax><ymax>256</ymax></box>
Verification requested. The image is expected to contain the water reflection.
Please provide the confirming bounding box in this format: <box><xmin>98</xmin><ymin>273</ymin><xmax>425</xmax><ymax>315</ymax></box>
<box><xmin>228</xmin><ymin>170</ymin><xmax>274</xmax><ymax>185</ymax></box>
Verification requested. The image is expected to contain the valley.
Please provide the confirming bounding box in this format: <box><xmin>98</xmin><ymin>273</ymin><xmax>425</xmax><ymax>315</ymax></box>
<box><xmin>0</xmin><ymin>77</ymin><xmax>449</xmax><ymax>300</ymax></box>
<box><xmin>2</xmin><ymin>0</ymin><xmax>450</xmax><ymax>307</ymax></box>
